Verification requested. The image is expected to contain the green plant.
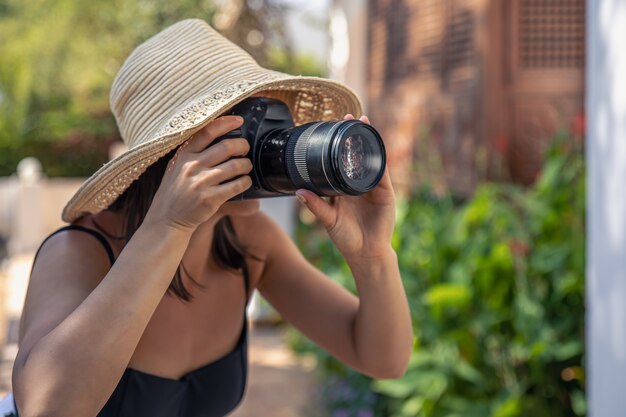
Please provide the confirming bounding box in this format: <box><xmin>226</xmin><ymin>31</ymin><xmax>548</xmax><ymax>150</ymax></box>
<box><xmin>292</xmin><ymin>137</ymin><xmax>585</xmax><ymax>417</ymax></box>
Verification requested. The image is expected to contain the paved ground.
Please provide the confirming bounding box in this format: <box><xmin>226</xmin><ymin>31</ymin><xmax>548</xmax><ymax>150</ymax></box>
<box><xmin>232</xmin><ymin>325</ymin><xmax>319</xmax><ymax>417</ymax></box>
<box><xmin>0</xmin><ymin>325</ymin><xmax>319</xmax><ymax>416</ymax></box>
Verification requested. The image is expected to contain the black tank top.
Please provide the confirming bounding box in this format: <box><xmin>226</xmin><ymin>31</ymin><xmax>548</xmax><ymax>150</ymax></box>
<box><xmin>17</xmin><ymin>224</ymin><xmax>249</xmax><ymax>417</ymax></box>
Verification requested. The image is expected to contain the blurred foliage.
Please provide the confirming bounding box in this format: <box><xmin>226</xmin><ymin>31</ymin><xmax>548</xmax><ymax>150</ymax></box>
<box><xmin>0</xmin><ymin>0</ymin><xmax>324</xmax><ymax>176</ymax></box>
<box><xmin>291</xmin><ymin>136</ymin><xmax>585</xmax><ymax>417</ymax></box>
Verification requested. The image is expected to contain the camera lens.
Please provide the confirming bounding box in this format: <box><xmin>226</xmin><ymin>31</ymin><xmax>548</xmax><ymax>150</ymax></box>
<box><xmin>256</xmin><ymin>119</ymin><xmax>386</xmax><ymax>196</ymax></box>
<box><xmin>342</xmin><ymin>135</ymin><xmax>368</xmax><ymax>180</ymax></box>
<box><xmin>334</xmin><ymin>127</ymin><xmax>385</xmax><ymax>194</ymax></box>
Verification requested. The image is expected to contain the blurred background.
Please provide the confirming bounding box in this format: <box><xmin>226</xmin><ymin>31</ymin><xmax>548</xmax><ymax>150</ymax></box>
<box><xmin>0</xmin><ymin>0</ymin><xmax>593</xmax><ymax>416</ymax></box>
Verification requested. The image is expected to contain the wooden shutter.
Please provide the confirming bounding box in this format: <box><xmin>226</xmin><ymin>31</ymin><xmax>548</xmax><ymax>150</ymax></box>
<box><xmin>413</xmin><ymin>0</ymin><xmax>444</xmax><ymax>79</ymax></box>
<box><xmin>519</xmin><ymin>0</ymin><xmax>585</xmax><ymax>69</ymax></box>
<box><xmin>446</xmin><ymin>2</ymin><xmax>475</xmax><ymax>70</ymax></box>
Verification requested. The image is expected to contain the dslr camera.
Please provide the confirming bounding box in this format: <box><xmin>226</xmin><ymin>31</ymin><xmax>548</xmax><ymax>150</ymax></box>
<box><xmin>217</xmin><ymin>97</ymin><xmax>386</xmax><ymax>200</ymax></box>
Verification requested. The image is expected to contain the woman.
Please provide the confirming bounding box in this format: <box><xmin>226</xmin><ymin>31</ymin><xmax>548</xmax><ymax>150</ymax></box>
<box><xmin>9</xmin><ymin>19</ymin><xmax>412</xmax><ymax>417</ymax></box>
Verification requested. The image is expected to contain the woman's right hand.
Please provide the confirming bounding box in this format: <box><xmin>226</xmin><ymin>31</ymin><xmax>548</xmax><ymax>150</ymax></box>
<box><xmin>144</xmin><ymin>115</ymin><xmax>253</xmax><ymax>232</ymax></box>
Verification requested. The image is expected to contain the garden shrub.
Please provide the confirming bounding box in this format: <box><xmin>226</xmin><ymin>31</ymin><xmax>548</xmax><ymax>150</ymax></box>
<box><xmin>291</xmin><ymin>138</ymin><xmax>585</xmax><ymax>417</ymax></box>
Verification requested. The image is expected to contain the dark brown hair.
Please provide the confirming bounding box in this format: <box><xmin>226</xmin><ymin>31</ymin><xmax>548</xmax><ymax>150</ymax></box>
<box><xmin>106</xmin><ymin>148</ymin><xmax>251</xmax><ymax>301</ymax></box>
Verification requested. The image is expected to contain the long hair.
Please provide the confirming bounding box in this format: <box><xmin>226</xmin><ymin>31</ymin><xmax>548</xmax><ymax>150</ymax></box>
<box><xmin>106</xmin><ymin>148</ymin><xmax>251</xmax><ymax>301</ymax></box>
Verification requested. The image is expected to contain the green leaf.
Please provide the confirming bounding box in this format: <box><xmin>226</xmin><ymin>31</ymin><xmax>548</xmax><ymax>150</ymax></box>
<box><xmin>571</xmin><ymin>389</ymin><xmax>587</xmax><ymax>416</ymax></box>
<box><xmin>551</xmin><ymin>340</ymin><xmax>583</xmax><ymax>361</ymax></box>
<box><xmin>491</xmin><ymin>396</ymin><xmax>521</xmax><ymax>417</ymax></box>
<box><xmin>373</xmin><ymin>378</ymin><xmax>416</xmax><ymax>399</ymax></box>
<box><xmin>423</xmin><ymin>284</ymin><xmax>471</xmax><ymax>307</ymax></box>
<box><xmin>453</xmin><ymin>360</ymin><xmax>484</xmax><ymax>384</ymax></box>
<box><xmin>400</xmin><ymin>396</ymin><xmax>425</xmax><ymax>416</ymax></box>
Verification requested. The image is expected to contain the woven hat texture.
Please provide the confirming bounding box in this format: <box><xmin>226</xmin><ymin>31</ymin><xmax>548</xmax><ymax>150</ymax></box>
<box><xmin>62</xmin><ymin>18</ymin><xmax>362</xmax><ymax>222</ymax></box>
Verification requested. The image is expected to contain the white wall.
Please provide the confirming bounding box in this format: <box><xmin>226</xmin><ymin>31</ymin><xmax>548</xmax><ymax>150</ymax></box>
<box><xmin>586</xmin><ymin>0</ymin><xmax>626</xmax><ymax>415</ymax></box>
<box><xmin>0</xmin><ymin>176</ymin><xmax>83</xmax><ymax>255</ymax></box>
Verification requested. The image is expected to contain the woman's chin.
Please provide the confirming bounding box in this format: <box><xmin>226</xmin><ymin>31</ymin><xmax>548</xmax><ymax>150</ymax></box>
<box><xmin>220</xmin><ymin>199</ymin><xmax>261</xmax><ymax>216</ymax></box>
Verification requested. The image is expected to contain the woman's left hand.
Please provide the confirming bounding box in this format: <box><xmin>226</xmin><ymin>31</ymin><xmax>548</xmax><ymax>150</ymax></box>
<box><xmin>296</xmin><ymin>114</ymin><xmax>396</xmax><ymax>262</ymax></box>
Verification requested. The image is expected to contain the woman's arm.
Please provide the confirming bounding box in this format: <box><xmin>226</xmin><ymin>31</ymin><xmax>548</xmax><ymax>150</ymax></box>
<box><xmin>250</xmin><ymin>213</ymin><xmax>412</xmax><ymax>380</ymax></box>
<box><xmin>249</xmin><ymin>115</ymin><xmax>412</xmax><ymax>378</ymax></box>
<box><xmin>346</xmin><ymin>248</ymin><xmax>411</xmax><ymax>378</ymax></box>
<box><xmin>14</xmin><ymin>223</ymin><xmax>192</xmax><ymax>417</ymax></box>
<box><xmin>12</xmin><ymin>116</ymin><xmax>253</xmax><ymax>417</ymax></box>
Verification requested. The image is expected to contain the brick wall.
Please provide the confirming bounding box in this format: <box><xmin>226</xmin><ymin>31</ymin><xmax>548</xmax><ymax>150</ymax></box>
<box><xmin>367</xmin><ymin>0</ymin><xmax>585</xmax><ymax>195</ymax></box>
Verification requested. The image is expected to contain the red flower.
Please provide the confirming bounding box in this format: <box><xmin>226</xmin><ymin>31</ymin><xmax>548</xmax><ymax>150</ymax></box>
<box><xmin>495</xmin><ymin>135</ymin><xmax>509</xmax><ymax>156</ymax></box>
<box><xmin>509</xmin><ymin>239</ymin><xmax>530</xmax><ymax>257</ymax></box>
<box><xmin>572</xmin><ymin>111</ymin><xmax>585</xmax><ymax>137</ymax></box>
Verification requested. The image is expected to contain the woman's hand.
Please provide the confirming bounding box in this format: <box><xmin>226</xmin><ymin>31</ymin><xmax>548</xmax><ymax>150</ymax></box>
<box><xmin>296</xmin><ymin>114</ymin><xmax>396</xmax><ymax>261</ymax></box>
<box><xmin>144</xmin><ymin>116</ymin><xmax>253</xmax><ymax>232</ymax></box>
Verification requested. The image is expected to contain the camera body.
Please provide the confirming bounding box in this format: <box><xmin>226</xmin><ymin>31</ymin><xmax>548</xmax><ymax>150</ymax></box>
<box><xmin>217</xmin><ymin>97</ymin><xmax>386</xmax><ymax>200</ymax></box>
<box><xmin>217</xmin><ymin>97</ymin><xmax>295</xmax><ymax>199</ymax></box>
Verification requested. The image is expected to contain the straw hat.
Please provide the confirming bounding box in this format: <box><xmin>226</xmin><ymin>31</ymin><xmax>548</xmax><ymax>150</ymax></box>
<box><xmin>62</xmin><ymin>18</ymin><xmax>362</xmax><ymax>223</ymax></box>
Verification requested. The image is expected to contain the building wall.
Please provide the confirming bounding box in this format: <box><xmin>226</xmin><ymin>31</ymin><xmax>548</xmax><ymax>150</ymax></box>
<box><xmin>366</xmin><ymin>0</ymin><xmax>585</xmax><ymax>194</ymax></box>
<box><xmin>505</xmin><ymin>0</ymin><xmax>585</xmax><ymax>182</ymax></box>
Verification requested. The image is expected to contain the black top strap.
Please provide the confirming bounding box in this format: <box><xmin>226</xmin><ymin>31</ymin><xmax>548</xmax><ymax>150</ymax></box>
<box><xmin>35</xmin><ymin>225</ymin><xmax>116</xmax><ymax>266</ymax></box>
<box><xmin>36</xmin><ymin>222</ymin><xmax>249</xmax><ymax>301</ymax></box>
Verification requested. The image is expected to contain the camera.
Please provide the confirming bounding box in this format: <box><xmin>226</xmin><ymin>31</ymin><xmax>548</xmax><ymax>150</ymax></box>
<box><xmin>217</xmin><ymin>97</ymin><xmax>386</xmax><ymax>200</ymax></box>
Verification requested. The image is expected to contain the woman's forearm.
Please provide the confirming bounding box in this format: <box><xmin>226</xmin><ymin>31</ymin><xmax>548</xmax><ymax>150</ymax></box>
<box><xmin>16</xmin><ymin>221</ymin><xmax>192</xmax><ymax>417</ymax></box>
<box><xmin>349</xmin><ymin>248</ymin><xmax>413</xmax><ymax>379</ymax></box>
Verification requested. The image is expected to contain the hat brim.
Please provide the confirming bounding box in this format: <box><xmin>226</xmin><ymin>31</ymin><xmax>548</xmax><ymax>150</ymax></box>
<box><xmin>62</xmin><ymin>75</ymin><xmax>362</xmax><ymax>223</ymax></box>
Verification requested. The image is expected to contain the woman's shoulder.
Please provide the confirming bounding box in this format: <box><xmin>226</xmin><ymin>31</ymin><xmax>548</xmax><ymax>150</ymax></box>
<box><xmin>229</xmin><ymin>210</ymin><xmax>291</xmax><ymax>254</ymax></box>
<box><xmin>230</xmin><ymin>209</ymin><xmax>278</xmax><ymax>237</ymax></box>
<box><xmin>33</xmin><ymin>222</ymin><xmax>116</xmax><ymax>278</ymax></box>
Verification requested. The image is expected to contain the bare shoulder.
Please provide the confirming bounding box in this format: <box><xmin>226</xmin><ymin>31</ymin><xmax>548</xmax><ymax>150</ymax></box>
<box><xmin>30</xmin><ymin>227</ymin><xmax>114</xmax><ymax>288</ymax></box>
<box><xmin>229</xmin><ymin>210</ymin><xmax>290</xmax><ymax>255</ymax></box>
<box><xmin>229</xmin><ymin>211</ymin><xmax>299</xmax><ymax>288</ymax></box>
<box><xmin>16</xmin><ymin>228</ymin><xmax>113</xmax><ymax>357</ymax></box>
